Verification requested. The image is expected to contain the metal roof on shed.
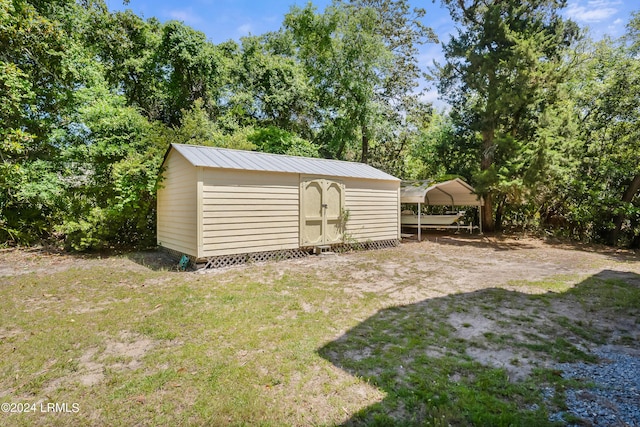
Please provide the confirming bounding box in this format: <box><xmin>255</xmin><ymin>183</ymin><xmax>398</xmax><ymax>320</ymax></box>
<box><xmin>170</xmin><ymin>143</ymin><xmax>400</xmax><ymax>181</ymax></box>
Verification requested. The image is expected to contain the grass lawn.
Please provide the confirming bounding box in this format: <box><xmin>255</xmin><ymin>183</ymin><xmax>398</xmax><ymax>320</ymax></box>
<box><xmin>0</xmin><ymin>235</ymin><xmax>639</xmax><ymax>426</ymax></box>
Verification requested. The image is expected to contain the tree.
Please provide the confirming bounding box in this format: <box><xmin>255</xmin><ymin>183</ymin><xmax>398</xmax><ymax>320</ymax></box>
<box><xmin>157</xmin><ymin>21</ymin><xmax>228</xmax><ymax>125</ymax></box>
<box><xmin>347</xmin><ymin>0</ymin><xmax>436</xmax><ymax>99</ymax></box>
<box><xmin>284</xmin><ymin>1</ymin><xmax>436</xmax><ymax>167</ymax></box>
<box><xmin>0</xmin><ymin>0</ymin><xmax>104</xmax><ymax>243</ymax></box>
<box><xmin>247</xmin><ymin>126</ymin><xmax>319</xmax><ymax>157</ymax></box>
<box><xmin>285</xmin><ymin>2</ymin><xmax>392</xmax><ymax>163</ymax></box>
<box><xmin>222</xmin><ymin>33</ymin><xmax>315</xmax><ymax>137</ymax></box>
<box><xmin>87</xmin><ymin>10</ymin><xmax>165</xmax><ymax>121</ymax></box>
<box><xmin>56</xmin><ymin>84</ymin><xmax>163</xmax><ymax>250</ymax></box>
<box><xmin>559</xmin><ymin>34</ymin><xmax>640</xmax><ymax>246</ymax></box>
<box><xmin>161</xmin><ymin>99</ymin><xmax>254</xmax><ymax>151</ymax></box>
<box><xmin>409</xmin><ymin>112</ymin><xmax>477</xmax><ymax>181</ymax></box>
<box><xmin>436</xmin><ymin>0</ymin><xmax>579</xmax><ymax>231</ymax></box>
<box><xmin>345</xmin><ymin>0</ymin><xmax>437</xmax><ymax>173</ymax></box>
<box><xmin>0</xmin><ymin>0</ymin><xmax>169</xmax><ymax>248</ymax></box>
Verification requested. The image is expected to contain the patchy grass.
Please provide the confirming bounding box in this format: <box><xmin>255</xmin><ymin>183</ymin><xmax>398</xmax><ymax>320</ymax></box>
<box><xmin>0</xmin><ymin>239</ymin><xmax>638</xmax><ymax>426</ymax></box>
<box><xmin>319</xmin><ymin>272</ymin><xmax>640</xmax><ymax>426</ymax></box>
<box><xmin>506</xmin><ymin>274</ymin><xmax>583</xmax><ymax>293</ymax></box>
<box><xmin>0</xmin><ymin>264</ymin><xmax>384</xmax><ymax>426</ymax></box>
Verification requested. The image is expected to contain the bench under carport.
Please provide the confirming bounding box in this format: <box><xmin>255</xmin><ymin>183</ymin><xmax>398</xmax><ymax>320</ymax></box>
<box><xmin>400</xmin><ymin>178</ymin><xmax>485</xmax><ymax>241</ymax></box>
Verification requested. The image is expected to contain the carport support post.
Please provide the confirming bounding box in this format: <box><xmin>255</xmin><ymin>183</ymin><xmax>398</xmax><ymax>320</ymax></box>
<box><xmin>417</xmin><ymin>202</ymin><xmax>421</xmax><ymax>242</ymax></box>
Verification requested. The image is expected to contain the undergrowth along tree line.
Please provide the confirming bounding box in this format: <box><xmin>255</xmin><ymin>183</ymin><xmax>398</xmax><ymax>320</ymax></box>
<box><xmin>1</xmin><ymin>0</ymin><xmax>639</xmax><ymax>250</ymax></box>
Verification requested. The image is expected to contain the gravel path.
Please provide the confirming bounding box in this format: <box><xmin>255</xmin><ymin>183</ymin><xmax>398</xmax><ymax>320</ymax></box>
<box><xmin>549</xmin><ymin>347</ymin><xmax>640</xmax><ymax>426</ymax></box>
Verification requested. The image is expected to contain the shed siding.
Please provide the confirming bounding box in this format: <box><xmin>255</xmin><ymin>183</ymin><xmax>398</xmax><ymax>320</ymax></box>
<box><xmin>157</xmin><ymin>150</ymin><xmax>198</xmax><ymax>257</ymax></box>
<box><xmin>201</xmin><ymin>169</ymin><xmax>300</xmax><ymax>257</ymax></box>
<box><xmin>343</xmin><ymin>178</ymin><xmax>399</xmax><ymax>241</ymax></box>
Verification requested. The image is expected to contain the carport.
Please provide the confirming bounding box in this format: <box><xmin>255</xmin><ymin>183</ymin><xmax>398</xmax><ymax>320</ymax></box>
<box><xmin>400</xmin><ymin>178</ymin><xmax>485</xmax><ymax>241</ymax></box>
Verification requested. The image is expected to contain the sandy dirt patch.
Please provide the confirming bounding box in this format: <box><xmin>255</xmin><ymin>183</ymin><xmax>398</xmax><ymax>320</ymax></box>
<box><xmin>2</xmin><ymin>234</ymin><xmax>638</xmax><ymax>383</ymax></box>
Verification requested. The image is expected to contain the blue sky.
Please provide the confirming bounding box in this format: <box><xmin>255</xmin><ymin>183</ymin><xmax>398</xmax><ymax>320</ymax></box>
<box><xmin>106</xmin><ymin>0</ymin><xmax>639</xmax><ymax>108</ymax></box>
<box><xmin>106</xmin><ymin>0</ymin><xmax>638</xmax><ymax>43</ymax></box>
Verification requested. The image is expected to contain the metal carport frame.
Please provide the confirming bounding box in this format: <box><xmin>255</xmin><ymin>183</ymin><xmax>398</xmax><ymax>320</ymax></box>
<box><xmin>400</xmin><ymin>178</ymin><xmax>485</xmax><ymax>241</ymax></box>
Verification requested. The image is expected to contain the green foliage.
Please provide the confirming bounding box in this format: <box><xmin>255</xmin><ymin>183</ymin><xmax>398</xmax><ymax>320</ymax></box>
<box><xmin>285</xmin><ymin>1</ymin><xmax>435</xmax><ymax>166</ymax></box>
<box><xmin>87</xmin><ymin>10</ymin><xmax>165</xmax><ymax>120</ymax></box>
<box><xmin>542</xmin><ymin>35</ymin><xmax>640</xmax><ymax>245</ymax></box>
<box><xmin>158</xmin><ymin>21</ymin><xmax>227</xmax><ymax>125</ymax></box>
<box><xmin>56</xmin><ymin>88</ymin><xmax>163</xmax><ymax>250</ymax></box>
<box><xmin>0</xmin><ymin>0</ymin><xmax>74</xmax><ymax>243</ymax></box>
<box><xmin>248</xmin><ymin>126</ymin><xmax>318</xmax><ymax>157</ymax></box>
<box><xmin>2</xmin><ymin>0</ymin><xmax>639</xmax><ymax>249</ymax></box>
<box><xmin>162</xmin><ymin>99</ymin><xmax>254</xmax><ymax>151</ymax></box>
<box><xmin>436</xmin><ymin>0</ymin><xmax>580</xmax><ymax>231</ymax></box>
<box><xmin>285</xmin><ymin>2</ymin><xmax>390</xmax><ymax>163</ymax></box>
<box><xmin>224</xmin><ymin>33</ymin><xmax>314</xmax><ymax>136</ymax></box>
<box><xmin>408</xmin><ymin>112</ymin><xmax>477</xmax><ymax>180</ymax></box>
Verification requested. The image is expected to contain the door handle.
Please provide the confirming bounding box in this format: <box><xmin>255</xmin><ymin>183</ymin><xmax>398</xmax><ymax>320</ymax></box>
<box><xmin>322</xmin><ymin>204</ymin><xmax>328</xmax><ymax>208</ymax></box>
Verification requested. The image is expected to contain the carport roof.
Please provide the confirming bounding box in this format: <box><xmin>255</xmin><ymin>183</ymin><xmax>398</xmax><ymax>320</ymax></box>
<box><xmin>401</xmin><ymin>178</ymin><xmax>484</xmax><ymax>206</ymax></box>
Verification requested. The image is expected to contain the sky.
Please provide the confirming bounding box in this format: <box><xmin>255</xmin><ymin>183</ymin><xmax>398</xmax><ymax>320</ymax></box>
<box><xmin>106</xmin><ymin>0</ymin><xmax>639</xmax><ymax>108</ymax></box>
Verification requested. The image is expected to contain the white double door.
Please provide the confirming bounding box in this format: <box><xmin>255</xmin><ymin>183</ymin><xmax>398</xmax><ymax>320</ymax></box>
<box><xmin>300</xmin><ymin>178</ymin><xmax>345</xmax><ymax>246</ymax></box>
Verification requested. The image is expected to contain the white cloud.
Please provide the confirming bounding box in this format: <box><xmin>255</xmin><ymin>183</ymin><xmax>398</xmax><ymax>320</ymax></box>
<box><xmin>566</xmin><ymin>0</ymin><xmax>620</xmax><ymax>23</ymax></box>
<box><xmin>417</xmin><ymin>44</ymin><xmax>446</xmax><ymax>70</ymax></box>
<box><xmin>420</xmin><ymin>89</ymin><xmax>450</xmax><ymax>112</ymax></box>
<box><xmin>236</xmin><ymin>23</ymin><xmax>253</xmax><ymax>36</ymax></box>
<box><xmin>420</xmin><ymin>89</ymin><xmax>440</xmax><ymax>104</ymax></box>
<box><xmin>607</xmin><ymin>18</ymin><xmax>624</xmax><ymax>33</ymax></box>
<box><xmin>167</xmin><ymin>8</ymin><xmax>203</xmax><ymax>25</ymax></box>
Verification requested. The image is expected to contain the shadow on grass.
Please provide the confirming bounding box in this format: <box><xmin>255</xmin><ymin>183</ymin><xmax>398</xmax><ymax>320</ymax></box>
<box><xmin>0</xmin><ymin>246</ymin><xmax>188</xmax><ymax>276</ymax></box>
<box><xmin>417</xmin><ymin>231</ymin><xmax>640</xmax><ymax>262</ymax></box>
<box><xmin>318</xmin><ymin>270</ymin><xmax>640</xmax><ymax>426</ymax></box>
<box><xmin>402</xmin><ymin>231</ymin><xmax>540</xmax><ymax>251</ymax></box>
<box><xmin>125</xmin><ymin>249</ymin><xmax>187</xmax><ymax>272</ymax></box>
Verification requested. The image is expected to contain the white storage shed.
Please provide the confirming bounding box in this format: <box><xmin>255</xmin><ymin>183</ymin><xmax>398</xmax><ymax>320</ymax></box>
<box><xmin>157</xmin><ymin>144</ymin><xmax>401</xmax><ymax>264</ymax></box>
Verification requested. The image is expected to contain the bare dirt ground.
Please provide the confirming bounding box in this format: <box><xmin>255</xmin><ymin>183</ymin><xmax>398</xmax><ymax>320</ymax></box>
<box><xmin>287</xmin><ymin>234</ymin><xmax>640</xmax><ymax>377</ymax></box>
<box><xmin>3</xmin><ymin>233</ymin><xmax>637</xmax><ymax>284</ymax></box>
<box><xmin>1</xmin><ymin>233</ymin><xmax>638</xmax><ymax>424</ymax></box>
<box><xmin>214</xmin><ymin>233</ymin><xmax>640</xmax><ymax>303</ymax></box>
<box><xmin>0</xmin><ymin>246</ymin><xmax>178</xmax><ymax>278</ymax></box>
<box><xmin>2</xmin><ymin>235</ymin><xmax>639</xmax><ymax>373</ymax></box>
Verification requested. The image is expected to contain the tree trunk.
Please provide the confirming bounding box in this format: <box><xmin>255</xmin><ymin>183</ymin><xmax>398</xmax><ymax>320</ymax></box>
<box><xmin>495</xmin><ymin>196</ymin><xmax>505</xmax><ymax>231</ymax></box>
<box><xmin>609</xmin><ymin>174</ymin><xmax>640</xmax><ymax>246</ymax></box>
<box><xmin>360</xmin><ymin>123</ymin><xmax>369</xmax><ymax>164</ymax></box>
<box><xmin>336</xmin><ymin>139</ymin><xmax>346</xmax><ymax>160</ymax></box>
<box><xmin>482</xmin><ymin>193</ymin><xmax>494</xmax><ymax>233</ymax></box>
<box><xmin>481</xmin><ymin>128</ymin><xmax>496</xmax><ymax>232</ymax></box>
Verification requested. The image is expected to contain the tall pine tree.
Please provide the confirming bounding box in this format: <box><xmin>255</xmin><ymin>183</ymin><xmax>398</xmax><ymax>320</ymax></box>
<box><xmin>437</xmin><ymin>0</ymin><xmax>579</xmax><ymax>231</ymax></box>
